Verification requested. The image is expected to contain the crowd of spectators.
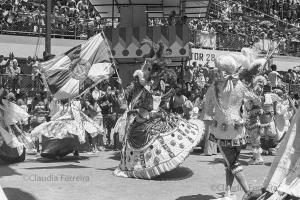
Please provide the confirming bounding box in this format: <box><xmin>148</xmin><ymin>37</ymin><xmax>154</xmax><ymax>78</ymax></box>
<box><xmin>0</xmin><ymin>51</ymin><xmax>50</xmax><ymax>96</ymax></box>
<box><xmin>2</xmin><ymin>0</ymin><xmax>300</xmax><ymax>55</ymax></box>
<box><xmin>173</xmin><ymin>62</ymin><xmax>300</xmax><ymax>117</ymax></box>
<box><xmin>186</xmin><ymin>0</ymin><xmax>300</xmax><ymax>55</ymax></box>
<box><xmin>0</xmin><ymin>0</ymin><xmax>110</xmax><ymax>39</ymax></box>
<box><xmin>146</xmin><ymin>1</ymin><xmax>300</xmax><ymax>55</ymax></box>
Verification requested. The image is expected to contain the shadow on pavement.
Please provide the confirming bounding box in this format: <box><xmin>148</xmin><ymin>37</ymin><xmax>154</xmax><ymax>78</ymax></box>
<box><xmin>34</xmin><ymin>156</ymin><xmax>90</xmax><ymax>163</ymax></box>
<box><xmin>264</xmin><ymin>162</ymin><xmax>272</xmax><ymax>166</ymax></box>
<box><xmin>0</xmin><ymin>165</ymin><xmax>21</xmax><ymax>178</ymax></box>
<box><xmin>153</xmin><ymin>167</ymin><xmax>193</xmax><ymax>181</ymax></box>
<box><xmin>3</xmin><ymin>187</ymin><xmax>37</xmax><ymax>200</ymax></box>
<box><xmin>23</xmin><ymin>164</ymin><xmax>91</xmax><ymax>170</ymax></box>
<box><xmin>175</xmin><ymin>194</ymin><xmax>215</xmax><ymax>200</ymax></box>
<box><xmin>239</xmin><ymin>154</ymin><xmax>252</xmax><ymax>160</ymax></box>
<box><xmin>96</xmin><ymin>167</ymin><xmax>116</xmax><ymax>171</ymax></box>
<box><xmin>202</xmin><ymin>158</ymin><xmax>224</xmax><ymax>165</ymax></box>
<box><xmin>107</xmin><ymin>152</ymin><xmax>121</xmax><ymax>161</ymax></box>
<box><xmin>190</xmin><ymin>149</ymin><xmax>204</xmax><ymax>155</ymax></box>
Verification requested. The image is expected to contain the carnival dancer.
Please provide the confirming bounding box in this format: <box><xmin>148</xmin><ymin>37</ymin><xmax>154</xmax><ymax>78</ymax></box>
<box><xmin>0</xmin><ymin>87</ymin><xmax>31</xmax><ymax>164</ymax></box>
<box><xmin>204</xmin><ymin>55</ymin><xmax>260</xmax><ymax>199</ymax></box>
<box><xmin>31</xmin><ymin>99</ymin><xmax>103</xmax><ymax>159</ymax></box>
<box><xmin>83</xmin><ymin>91</ymin><xmax>105</xmax><ymax>152</ymax></box>
<box><xmin>113</xmin><ymin>58</ymin><xmax>204</xmax><ymax>179</ymax></box>
<box><xmin>244</xmin><ymin>75</ymin><xmax>268</xmax><ymax>165</ymax></box>
<box><xmin>259</xmin><ymin>84</ymin><xmax>281</xmax><ymax>156</ymax></box>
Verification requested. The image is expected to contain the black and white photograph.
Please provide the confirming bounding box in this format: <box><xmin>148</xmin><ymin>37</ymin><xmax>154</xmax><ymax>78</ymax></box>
<box><xmin>0</xmin><ymin>0</ymin><xmax>300</xmax><ymax>200</ymax></box>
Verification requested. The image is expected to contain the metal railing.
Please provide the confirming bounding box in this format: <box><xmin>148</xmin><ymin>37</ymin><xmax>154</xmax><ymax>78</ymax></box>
<box><xmin>0</xmin><ymin>73</ymin><xmax>44</xmax><ymax>93</ymax></box>
<box><xmin>0</xmin><ymin>14</ymin><xmax>107</xmax><ymax>39</ymax></box>
<box><xmin>190</xmin><ymin>30</ymin><xmax>300</xmax><ymax>56</ymax></box>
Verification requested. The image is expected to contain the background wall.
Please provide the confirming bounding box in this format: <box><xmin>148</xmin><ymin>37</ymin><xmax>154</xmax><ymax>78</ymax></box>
<box><xmin>0</xmin><ymin>35</ymin><xmax>84</xmax><ymax>59</ymax></box>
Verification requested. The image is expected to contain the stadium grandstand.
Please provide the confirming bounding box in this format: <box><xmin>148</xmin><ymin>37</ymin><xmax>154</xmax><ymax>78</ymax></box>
<box><xmin>0</xmin><ymin>0</ymin><xmax>300</xmax><ymax>94</ymax></box>
<box><xmin>1</xmin><ymin>0</ymin><xmax>300</xmax><ymax>56</ymax></box>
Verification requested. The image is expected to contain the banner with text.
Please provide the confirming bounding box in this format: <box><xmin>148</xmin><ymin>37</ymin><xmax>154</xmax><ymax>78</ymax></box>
<box><xmin>189</xmin><ymin>48</ymin><xmax>241</xmax><ymax>68</ymax></box>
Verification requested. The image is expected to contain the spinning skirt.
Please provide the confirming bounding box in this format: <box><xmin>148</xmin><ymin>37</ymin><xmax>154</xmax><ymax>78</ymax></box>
<box><xmin>114</xmin><ymin>115</ymin><xmax>204</xmax><ymax>179</ymax></box>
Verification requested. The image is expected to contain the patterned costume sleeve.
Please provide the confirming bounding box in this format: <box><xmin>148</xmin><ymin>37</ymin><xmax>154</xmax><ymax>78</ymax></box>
<box><xmin>276</xmin><ymin>102</ymin><xmax>288</xmax><ymax>115</ymax></box>
<box><xmin>241</xmin><ymin>83</ymin><xmax>259</xmax><ymax>102</ymax></box>
<box><xmin>139</xmin><ymin>89</ymin><xmax>153</xmax><ymax>112</ymax></box>
<box><xmin>203</xmin><ymin>85</ymin><xmax>215</xmax><ymax>121</ymax></box>
<box><xmin>270</xmin><ymin>93</ymin><xmax>282</xmax><ymax>103</ymax></box>
<box><xmin>125</xmin><ymin>83</ymin><xmax>134</xmax><ymax>103</ymax></box>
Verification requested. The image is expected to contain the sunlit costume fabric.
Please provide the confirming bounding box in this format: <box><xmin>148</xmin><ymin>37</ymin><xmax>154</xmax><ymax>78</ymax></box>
<box><xmin>0</xmin><ymin>99</ymin><xmax>28</xmax><ymax>163</ymax></box>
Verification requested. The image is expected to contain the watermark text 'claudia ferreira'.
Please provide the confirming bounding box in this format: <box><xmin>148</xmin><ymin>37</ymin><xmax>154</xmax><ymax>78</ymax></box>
<box><xmin>210</xmin><ymin>184</ymin><xmax>276</xmax><ymax>192</ymax></box>
<box><xmin>22</xmin><ymin>174</ymin><xmax>90</xmax><ymax>182</ymax></box>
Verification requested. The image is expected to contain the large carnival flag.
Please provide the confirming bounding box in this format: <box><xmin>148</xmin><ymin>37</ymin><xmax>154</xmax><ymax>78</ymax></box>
<box><xmin>40</xmin><ymin>33</ymin><xmax>114</xmax><ymax>100</ymax></box>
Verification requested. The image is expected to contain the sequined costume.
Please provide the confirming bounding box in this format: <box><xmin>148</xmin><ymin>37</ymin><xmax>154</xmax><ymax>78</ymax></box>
<box><xmin>244</xmin><ymin>76</ymin><xmax>275</xmax><ymax>164</ymax></box>
<box><xmin>244</xmin><ymin>96</ymin><xmax>265</xmax><ymax>165</ymax></box>
<box><xmin>31</xmin><ymin>100</ymin><xmax>104</xmax><ymax>159</ymax></box>
<box><xmin>205</xmin><ymin>81</ymin><xmax>258</xmax><ymax>141</ymax></box>
<box><xmin>114</xmin><ymin>81</ymin><xmax>203</xmax><ymax>179</ymax></box>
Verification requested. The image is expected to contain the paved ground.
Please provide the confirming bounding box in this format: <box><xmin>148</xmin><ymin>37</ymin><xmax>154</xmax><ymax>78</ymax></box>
<box><xmin>0</xmin><ymin>149</ymin><xmax>274</xmax><ymax>200</ymax></box>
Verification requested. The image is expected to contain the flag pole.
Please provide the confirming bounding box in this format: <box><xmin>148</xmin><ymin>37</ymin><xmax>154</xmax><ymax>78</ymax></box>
<box><xmin>74</xmin><ymin>77</ymin><xmax>111</xmax><ymax>99</ymax></box>
<box><xmin>261</xmin><ymin>37</ymin><xmax>283</xmax><ymax>72</ymax></box>
<box><xmin>100</xmin><ymin>30</ymin><xmax>125</xmax><ymax>94</ymax></box>
<box><xmin>74</xmin><ymin>31</ymin><xmax>124</xmax><ymax>99</ymax></box>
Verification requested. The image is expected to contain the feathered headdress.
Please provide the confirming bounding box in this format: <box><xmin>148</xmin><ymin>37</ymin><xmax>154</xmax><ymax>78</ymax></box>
<box><xmin>229</xmin><ymin>53</ymin><xmax>250</xmax><ymax>72</ymax></box>
<box><xmin>239</xmin><ymin>56</ymin><xmax>267</xmax><ymax>84</ymax></box>
<box><xmin>133</xmin><ymin>69</ymin><xmax>146</xmax><ymax>85</ymax></box>
<box><xmin>253</xmin><ymin>75</ymin><xmax>267</xmax><ymax>86</ymax></box>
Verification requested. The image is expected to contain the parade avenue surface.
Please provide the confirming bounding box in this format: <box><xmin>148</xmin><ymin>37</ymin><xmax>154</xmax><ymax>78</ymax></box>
<box><xmin>0</xmin><ymin>149</ymin><xmax>273</xmax><ymax>200</ymax></box>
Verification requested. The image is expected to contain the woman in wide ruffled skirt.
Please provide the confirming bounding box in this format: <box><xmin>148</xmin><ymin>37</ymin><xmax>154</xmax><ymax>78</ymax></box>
<box><xmin>113</xmin><ymin>69</ymin><xmax>204</xmax><ymax>179</ymax></box>
<box><xmin>31</xmin><ymin>100</ymin><xmax>104</xmax><ymax>159</ymax></box>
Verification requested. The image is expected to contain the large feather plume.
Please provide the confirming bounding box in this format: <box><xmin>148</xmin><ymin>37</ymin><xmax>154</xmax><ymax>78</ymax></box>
<box><xmin>239</xmin><ymin>47</ymin><xmax>266</xmax><ymax>84</ymax></box>
<box><xmin>241</xmin><ymin>47</ymin><xmax>257</xmax><ymax>65</ymax></box>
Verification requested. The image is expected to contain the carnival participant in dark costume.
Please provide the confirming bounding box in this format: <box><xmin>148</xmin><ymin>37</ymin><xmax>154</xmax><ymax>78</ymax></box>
<box><xmin>204</xmin><ymin>54</ymin><xmax>260</xmax><ymax>199</ymax></box>
<box><xmin>113</xmin><ymin>49</ymin><xmax>204</xmax><ymax>179</ymax></box>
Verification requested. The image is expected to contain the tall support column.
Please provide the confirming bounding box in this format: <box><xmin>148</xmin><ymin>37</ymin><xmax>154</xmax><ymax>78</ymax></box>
<box><xmin>45</xmin><ymin>0</ymin><xmax>51</xmax><ymax>54</ymax></box>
